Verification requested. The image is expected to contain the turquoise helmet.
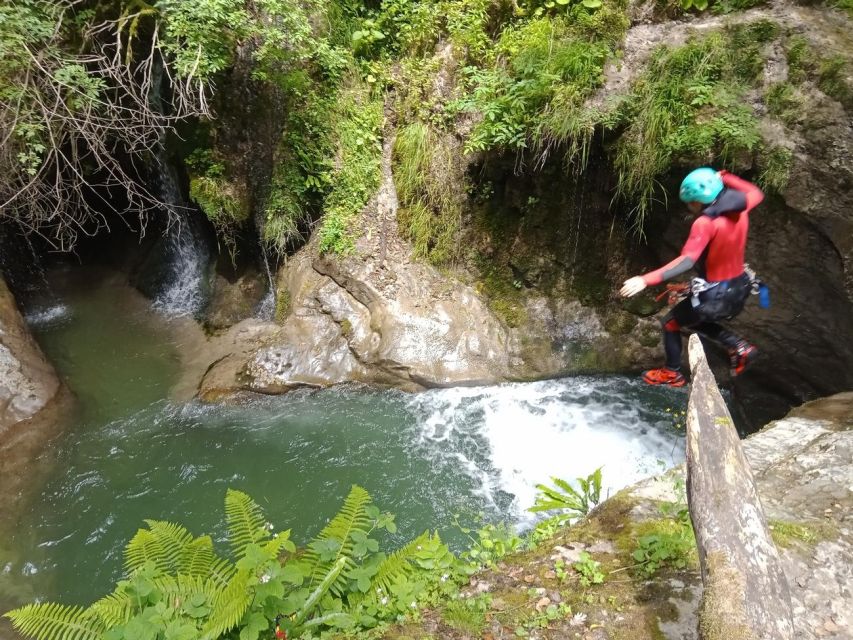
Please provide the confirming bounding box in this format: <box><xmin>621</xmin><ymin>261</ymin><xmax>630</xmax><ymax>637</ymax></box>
<box><xmin>679</xmin><ymin>167</ymin><xmax>723</xmax><ymax>204</ymax></box>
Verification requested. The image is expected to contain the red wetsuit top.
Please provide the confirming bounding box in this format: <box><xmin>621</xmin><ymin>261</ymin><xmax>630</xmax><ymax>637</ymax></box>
<box><xmin>642</xmin><ymin>171</ymin><xmax>764</xmax><ymax>286</ymax></box>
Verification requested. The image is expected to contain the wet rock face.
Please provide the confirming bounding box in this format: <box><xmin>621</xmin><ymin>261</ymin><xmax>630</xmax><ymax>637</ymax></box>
<box><xmin>204</xmin><ymin>131</ymin><xmax>516</xmax><ymax>394</ymax></box>
<box><xmin>0</xmin><ymin>275</ymin><xmax>60</xmax><ymax>435</ymax></box>
<box><xmin>621</xmin><ymin>392</ymin><xmax>853</xmax><ymax>639</ymax></box>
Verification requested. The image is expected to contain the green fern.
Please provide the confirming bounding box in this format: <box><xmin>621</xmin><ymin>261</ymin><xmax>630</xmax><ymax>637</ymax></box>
<box><xmin>88</xmin><ymin>591</ymin><xmax>135</xmax><ymax>629</ymax></box>
<box><xmin>124</xmin><ymin>519</ymin><xmax>195</xmax><ymax>574</ymax></box>
<box><xmin>528</xmin><ymin>467</ymin><xmax>603</xmax><ymax>517</ymax></box>
<box><xmin>303</xmin><ymin>485</ymin><xmax>372</xmax><ymax>590</ymax></box>
<box><xmin>224</xmin><ymin>489</ymin><xmax>272</xmax><ymax>558</ymax></box>
<box><xmin>4</xmin><ymin>603</ymin><xmax>105</xmax><ymax>640</ymax></box>
<box><xmin>354</xmin><ymin>531</ymin><xmax>430</xmax><ymax>605</ymax></box>
<box><xmin>180</xmin><ymin>535</ymin><xmax>225</xmax><ymax>578</ymax></box>
<box><xmin>201</xmin><ymin>570</ymin><xmax>253</xmax><ymax>639</ymax></box>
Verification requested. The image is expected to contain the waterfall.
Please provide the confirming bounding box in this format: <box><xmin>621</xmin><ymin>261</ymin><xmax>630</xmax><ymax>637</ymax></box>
<box><xmin>150</xmin><ymin>155</ymin><xmax>210</xmax><ymax>318</ymax></box>
<box><xmin>253</xmin><ymin>242</ymin><xmax>276</xmax><ymax>320</ymax></box>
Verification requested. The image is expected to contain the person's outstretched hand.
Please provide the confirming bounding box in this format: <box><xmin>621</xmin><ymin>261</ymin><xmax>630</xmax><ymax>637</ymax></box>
<box><xmin>620</xmin><ymin>276</ymin><xmax>647</xmax><ymax>298</ymax></box>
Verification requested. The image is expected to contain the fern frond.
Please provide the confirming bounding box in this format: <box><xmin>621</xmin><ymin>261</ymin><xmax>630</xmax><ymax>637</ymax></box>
<box><xmin>303</xmin><ymin>485</ymin><xmax>372</xmax><ymax>588</ymax></box>
<box><xmin>200</xmin><ymin>570</ymin><xmax>252</xmax><ymax>639</ymax></box>
<box><xmin>353</xmin><ymin>531</ymin><xmax>430</xmax><ymax>605</ymax></box>
<box><xmin>224</xmin><ymin>489</ymin><xmax>270</xmax><ymax>558</ymax></box>
<box><xmin>4</xmin><ymin>603</ymin><xmax>105</xmax><ymax>640</ymax></box>
<box><xmin>263</xmin><ymin>529</ymin><xmax>295</xmax><ymax>559</ymax></box>
<box><xmin>124</xmin><ymin>528</ymin><xmax>168</xmax><ymax>574</ymax></box>
<box><xmin>89</xmin><ymin>591</ymin><xmax>135</xmax><ymax>628</ymax></box>
<box><xmin>178</xmin><ymin>535</ymin><xmax>218</xmax><ymax>577</ymax></box>
<box><xmin>123</xmin><ymin>520</ymin><xmax>196</xmax><ymax>574</ymax></box>
<box><xmin>152</xmin><ymin>574</ymin><xmax>222</xmax><ymax>612</ymax></box>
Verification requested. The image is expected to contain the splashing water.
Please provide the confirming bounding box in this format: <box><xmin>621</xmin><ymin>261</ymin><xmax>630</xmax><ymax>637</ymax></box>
<box><xmin>149</xmin><ymin>155</ymin><xmax>210</xmax><ymax>317</ymax></box>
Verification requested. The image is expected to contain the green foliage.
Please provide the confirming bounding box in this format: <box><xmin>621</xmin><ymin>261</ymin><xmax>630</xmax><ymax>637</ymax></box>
<box><xmin>528</xmin><ymin>467</ymin><xmax>603</xmax><ymax>519</ymax></box>
<box><xmin>318</xmin><ymin>88</ymin><xmax>383</xmax><ymax>255</ymax></box>
<box><xmin>709</xmin><ymin>0</ymin><xmax>765</xmax><ymax>12</ymax></box>
<box><xmin>393</xmin><ymin>122</ymin><xmax>462</xmax><ymax>265</ymax></box>
<box><xmin>157</xmin><ymin>0</ymin><xmax>315</xmax><ymax>82</ymax></box>
<box><xmin>457</xmin><ymin>12</ymin><xmax>626</xmax><ymax>160</ymax></box>
<box><xmin>186</xmin><ymin>150</ymin><xmax>249</xmax><ymax>232</ymax></box>
<box><xmin>631</xmin><ymin>485</ymin><xmax>696</xmax><ymax>577</ymax></box>
<box><xmin>4</xmin><ymin>486</ymin><xmax>457</xmax><ymax>640</ymax></box>
<box><xmin>0</xmin><ymin>0</ymin><xmax>317</xmax><ymax>247</ymax></box>
<box><xmin>768</xmin><ymin>519</ymin><xmax>833</xmax><ymax>549</ymax></box>
<box><xmin>816</xmin><ymin>55</ymin><xmax>853</xmax><ymax>109</ymax></box>
<box><xmin>764</xmin><ymin>82</ymin><xmax>802</xmax><ymax>125</ymax></box>
<box><xmin>758</xmin><ymin>146</ymin><xmax>793</xmax><ymax>193</ymax></box>
<box><xmin>613</xmin><ymin>27</ymin><xmax>765</xmax><ymax>231</ymax></box>
<box><xmin>513</xmin><ymin>598</ymin><xmax>572</xmax><ymax>637</ymax></box>
<box><xmin>441</xmin><ymin>594</ymin><xmax>491</xmax><ymax>635</ymax></box>
<box><xmin>453</xmin><ymin>517</ymin><xmax>523</xmax><ymax>571</ymax></box>
<box><xmin>781</xmin><ymin>34</ymin><xmax>852</xmax><ymax>110</ymax></box>
<box><xmin>572</xmin><ymin>551</ymin><xmax>605</xmax><ymax>586</ymax></box>
<box><xmin>785</xmin><ymin>35</ymin><xmax>812</xmax><ymax>84</ymax></box>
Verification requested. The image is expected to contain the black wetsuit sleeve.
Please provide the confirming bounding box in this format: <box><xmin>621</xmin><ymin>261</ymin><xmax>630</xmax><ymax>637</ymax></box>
<box><xmin>658</xmin><ymin>256</ymin><xmax>695</xmax><ymax>281</ymax></box>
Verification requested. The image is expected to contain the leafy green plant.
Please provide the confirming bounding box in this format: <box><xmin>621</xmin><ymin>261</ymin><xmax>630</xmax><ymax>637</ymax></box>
<box><xmin>318</xmin><ymin>88</ymin><xmax>383</xmax><ymax>255</ymax></box>
<box><xmin>528</xmin><ymin>467</ymin><xmax>603</xmax><ymax>519</ymax></box>
<box><xmin>758</xmin><ymin>146</ymin><xmax>793</xmax><ymax>193</ymax></box>
<box><xmin>393</xmin><ymin>122</ymin><xmax>463</xmax><ymax>265</ymax></box>
<box><xmin>573</xmin><ymin>551</ymin><xmax>605</xmax><ymax>586</ymax></box>
<box><xmin>453</xmin><ymin>517</ymin><xmax>523</xmax><ymax>572</ymax></box>
<box><xmin>4</xmin><ymin>487</ymin><xmax>454</xmax><ymax>640</ymax></box>
<box><xmin>613</xmin><ymin>27</ymin><xmax>765</xmax><ymax>232</ymax></box>
<box><xmin>513</xmin><ymin>599</ymin><xmax>572</xmax><ymax>637</ymax></box>
<box><xmin>441</xmin><ymin>594</ymin><xmax>491</xmax><ymax>635</ymax></box>
<box><xmin>631</xmin><ymin>488</ymin><xmax>696</xmax><ymax>577</ymax></box>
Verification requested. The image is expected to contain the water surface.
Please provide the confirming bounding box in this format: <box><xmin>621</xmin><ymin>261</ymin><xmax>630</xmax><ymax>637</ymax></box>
<box><xmin>1</xmin><ymin>268</ymin><xmax>687</xmax><ymax>612</ymax></box>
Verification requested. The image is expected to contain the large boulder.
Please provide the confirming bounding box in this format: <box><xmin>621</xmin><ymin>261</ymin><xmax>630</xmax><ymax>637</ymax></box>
<box><xmin>0</xmin><ymin>274</ymin><xmax>60</xmax><ymax>435</ymax></box>
<box><xmin>199</xmin><ymin>132</ymin><xmax>516</xmax><ymax>395</ymax></box>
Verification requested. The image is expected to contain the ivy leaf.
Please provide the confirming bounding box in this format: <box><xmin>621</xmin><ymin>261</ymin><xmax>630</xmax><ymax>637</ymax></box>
<box><xmin>239</xmin><ymin>612</ymin><xmax>268</xmax><ymax>640</ymax></box>
<box><xmin>164</xmin><ymin>622</ymin><xmax>197</xmax><ymax>640</ymax></box>
<box><xmin>309</xmin><ymin>538</ymin><xmax>341</xmax><ymax>562</ymax></box>
<box><xmin>582</xmin><ymin>0</ymin><xmax>603</xmax><ymax>7</ymax></box>
<box><xmin>183</xmin><ymin>592</ymin><xmax>210</xmax><ymax>618</ymax></box>
<box><xmin>236</xmin><ymin>543</ymin><xmax>270</xmax><ymax>571</ymax></box>
<box><xmin>281</xmin><ymin>562</ymin><xmax>306</xmax><ymax>585</ymax></box>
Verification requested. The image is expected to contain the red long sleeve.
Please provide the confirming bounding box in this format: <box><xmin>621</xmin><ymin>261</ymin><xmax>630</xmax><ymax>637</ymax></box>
<box><xmin>720</xmin><ymin>170</ymin><xmax>764</xmax><ymax>211</ymax></box>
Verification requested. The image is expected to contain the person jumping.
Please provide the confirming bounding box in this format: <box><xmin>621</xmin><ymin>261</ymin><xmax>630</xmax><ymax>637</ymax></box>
<box><xmin>620</xmin><ymin>167</ymin><xmax>764</xmax><ymax>387</ymax></box>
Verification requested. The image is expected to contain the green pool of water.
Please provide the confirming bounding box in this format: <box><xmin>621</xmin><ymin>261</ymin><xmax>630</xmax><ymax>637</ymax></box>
<box><xmin>1</xmin><ymin>267</ymin><xmax>686</xmax><ymax>614</ymax></box>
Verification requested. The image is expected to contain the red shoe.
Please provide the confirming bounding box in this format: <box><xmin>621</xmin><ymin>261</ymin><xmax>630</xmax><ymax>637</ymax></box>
<box><xmin>642</xmin><ymin>367</ymin><xmax>686</xmax><ymax>387</ymax></box>
<box><xmin>729</xmin><ymin>343</ymin><xmax>757</xmax><ymax>376</ymax></box>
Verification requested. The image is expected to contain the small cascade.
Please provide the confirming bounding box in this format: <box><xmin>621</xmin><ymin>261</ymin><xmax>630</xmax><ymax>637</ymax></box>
<box><xmin>253</xmin><ymin>243</ymin><xmax>277</xmax><ymax>320</ymax></box>
<box><xmin>0</xmin><ymin>228</ymin><xmax>71</xmax><ymax>327</ymax></box>
<box><xmin>150</xmin><ymin>154</ymin><xmax>210</xmax><ymax>318</ymax></box>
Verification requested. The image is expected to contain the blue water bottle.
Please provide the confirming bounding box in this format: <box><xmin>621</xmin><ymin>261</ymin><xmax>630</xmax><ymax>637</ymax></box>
<box><xmin>758</xmin><ymin>283</ymin><xmax>770</xmax><ymax>309</ymax></box>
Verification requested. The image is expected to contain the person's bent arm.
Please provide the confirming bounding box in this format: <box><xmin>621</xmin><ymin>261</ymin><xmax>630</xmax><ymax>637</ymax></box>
<box><xmin>719</xmin><ymin>170</ymin><xmax>764</xmax><ymax>211</ymax></box>
<box><xmin>638</xmin><ymin>216</ymin><xmax>713</xmax><ymax>287</ymax></box>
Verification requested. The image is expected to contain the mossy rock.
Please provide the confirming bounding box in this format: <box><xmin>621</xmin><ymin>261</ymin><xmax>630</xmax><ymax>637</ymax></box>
<box><xmin>274</xmin><ymin>288</ymin><xmax>292</xmax><ymax>323</ymax></box>
<box><xmin>604</xmin><ymin>310</ymin><xmax>639</xmax><ymax>335</ymax></box>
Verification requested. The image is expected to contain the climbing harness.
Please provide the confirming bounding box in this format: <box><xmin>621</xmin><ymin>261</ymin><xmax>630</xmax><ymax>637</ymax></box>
<box><xmin>655</xmin><ymin>282</ymin><xmax>690</xmax><ymax>305</ymax></box>
<box><xmin>655</xmin><ymin>267</ymin><xmax>769</xmax><ymax>311</ymax></box>
<box><xmin>688</xmin><ymin>277</ymin><xmax>719</xmax><ymax>308</ymax></box>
